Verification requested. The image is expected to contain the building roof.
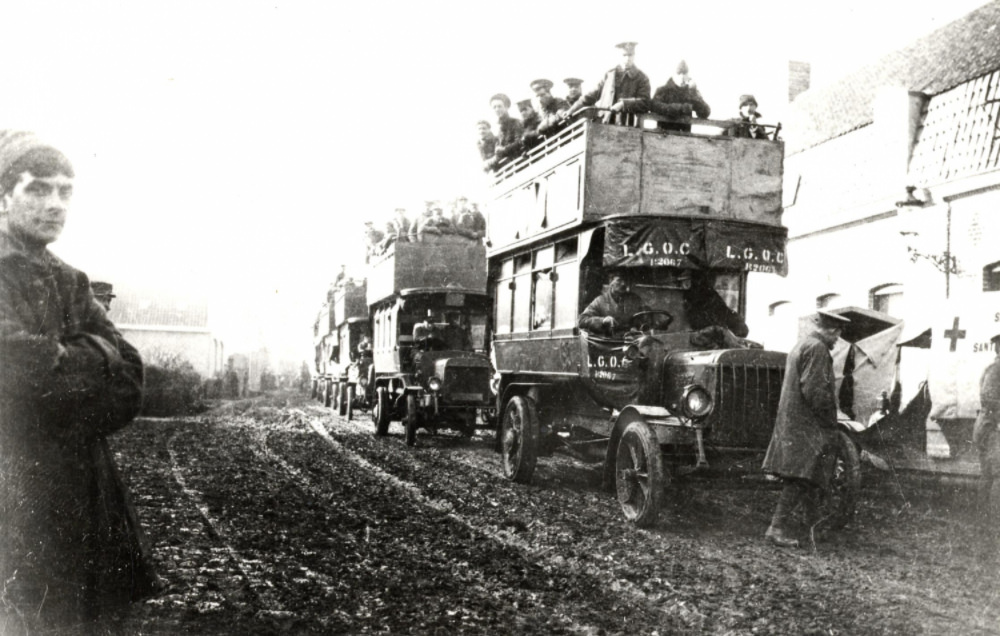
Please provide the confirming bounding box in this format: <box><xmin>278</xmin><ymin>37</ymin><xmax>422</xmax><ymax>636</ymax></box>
<box><xmin>787</xmin><ymin>1</ymin><xmax>1000</xmax><ymax>155</ymax></box>
<box><xmin>108</xmin><ymin>286</ymin><xmax>210</xmax><ymax>330</ymax></box>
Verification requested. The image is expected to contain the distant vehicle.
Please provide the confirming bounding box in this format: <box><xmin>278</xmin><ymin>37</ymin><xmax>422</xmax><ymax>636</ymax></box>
<box><xmin>486</xmin><ymin>110</ymin><xmax>860</xmax><ymax>526</ymax></box>
<box><xmin>361</xmin><ymin>238</ymin><xmax>493</xmax><ymax>446</ymax></box>
<box><xmin>313</xmin><ymin>278</ymin><xmax>370</xmax><ymax>420</ymax></box>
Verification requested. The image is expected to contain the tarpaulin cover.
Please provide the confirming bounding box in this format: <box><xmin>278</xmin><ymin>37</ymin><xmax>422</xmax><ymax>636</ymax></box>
<box><xmin>603</xmin><ymin>218</ymin><xmax>788</xmax><ymax>275</ymax></box>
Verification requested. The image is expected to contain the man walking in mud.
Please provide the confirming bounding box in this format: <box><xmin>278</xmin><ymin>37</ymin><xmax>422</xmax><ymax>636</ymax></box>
<box><xmin>0</xmin><ymin>130</ymin><xmax>158</xmax><ymax>632</ymax></box>
<box><xmin>762</xmin><ymin>309</ymin><xmax>849</xmax><ymax>547</ymax></box>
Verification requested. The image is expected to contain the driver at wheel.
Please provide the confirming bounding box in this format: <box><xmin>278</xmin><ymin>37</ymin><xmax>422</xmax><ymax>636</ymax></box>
<box><xmin>578</xmin><ymin>272</ymin><xmax>667</xmax><ymax>337</ymax></box>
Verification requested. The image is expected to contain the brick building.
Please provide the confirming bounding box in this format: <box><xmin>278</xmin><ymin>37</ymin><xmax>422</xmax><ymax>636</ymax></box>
<box><xmin>749</xmin><ymin>1</ymin><xmax>1000</xmax><ymax>351</ymax></box>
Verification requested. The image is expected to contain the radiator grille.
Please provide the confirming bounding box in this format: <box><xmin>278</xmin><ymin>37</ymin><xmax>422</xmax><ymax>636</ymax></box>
<box><xmin>443</xmin><ymin>365</ymin><xmax>490</xmax><ymax>403</ymax></box>
<box><xmin>707</xmin><ymin>362</ymin><xmax>784</xmax><ymax>448</ymax></box>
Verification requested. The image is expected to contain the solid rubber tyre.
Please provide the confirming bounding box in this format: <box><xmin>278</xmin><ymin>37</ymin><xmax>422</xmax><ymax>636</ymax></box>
<box><xmin>338</xmin><ymin>383</ymin><xmax>348</xmax><ymax>416</ymax></box>
<box><xmin>374</xmin><ymin>387</ymin><xmax>391</xmax><ymax>436</ymax></box>
<box><xmin>405</xmin><ymin>394</ymin><xmax>419</xmax><ymax>447</ymax></box>
<box><xmin>501</xmin><ymin>396</ymin><xmax>539</xmax><ymax>483</ymax></box>
<box><xmin>346</xmin><ymin>385</ymin><xmax>355</xmax><ymax>421</ymax></box>
<box><xmin>615</xmin><ymin>420</ymin><xmax>665</xmax><ymax>528</ymax></box>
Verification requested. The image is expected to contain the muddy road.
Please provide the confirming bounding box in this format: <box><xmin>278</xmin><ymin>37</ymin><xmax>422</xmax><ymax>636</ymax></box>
<box><xmin>100</xmin><ymin>393</ymin><xmax>999</xmax><ymax>635</ymax></box>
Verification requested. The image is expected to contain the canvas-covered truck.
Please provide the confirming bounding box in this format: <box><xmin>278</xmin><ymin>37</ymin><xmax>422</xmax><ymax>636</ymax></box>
<box><xmin>827</xmin><ymin>299</ymin><xmax>1000</xmax><ymax>483</ymax></box>
<box><xmin>487</xmin><ymin>111</ymin><xmax>862</xmax><ymax>526</ymax></box>
<box><xmin>312</xmin><ymin>278</ymin><xmax>370</xmax><ymax>419</ymax></box>
<box><xmin>363</xmin><ymin>238</ymin><xmax>493</xmax><ymax>446</ymax></box>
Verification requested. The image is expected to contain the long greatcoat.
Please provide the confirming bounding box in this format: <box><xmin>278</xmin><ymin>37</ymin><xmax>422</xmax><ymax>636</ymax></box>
<box><xmin>0</xmin><ymin>230</ymin><xmax>155</xmax><ymax>628</ymax></box>
<box><xmin>762</xmin><ymin>332</ymin><xmax>839</xmax><ymax>487</ymax></box>
<box><xmin>973</xmin><ymin>356</ymin><xmax>1000</xmax><ymax>479</ymax></box>
<box><xmin>572</xmin><ymin>66</ymin><xmax>651</xmax><ymax>125</ymax></box>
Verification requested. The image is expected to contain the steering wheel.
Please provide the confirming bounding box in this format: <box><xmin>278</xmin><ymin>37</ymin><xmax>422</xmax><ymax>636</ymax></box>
<box><xmin>628</xmin><ymin>310</ymin><xmax>674</xmax><ymax>333</ymax></box>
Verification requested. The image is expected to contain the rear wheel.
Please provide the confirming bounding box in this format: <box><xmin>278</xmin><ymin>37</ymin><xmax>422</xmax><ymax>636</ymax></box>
<box><xmin>501</xmin><ymin>396</ymin><xmax>539</xmax><ymax>483</ymax></box>
<box><xmin>615</xmin><ymin>420</ymin><xmax>665</xmax><ymax>528</ymax></box>
<box><xmin>405</xmin><ymin>394</ymin><xmax>419</xmax><ymax>447</ymax></box>
<box><xmin>338</xmin><ymin>383</ymin><xmax>348</xmax><ymax>416</ymax></box>
<box><xmin>311</xmin><ymin>379</ymin><xmax>318</xmax><ymax>400</ymax></box>
<box><xmin>820</xmin><ymin>430</ymin><xmax>862</xmax><ymax>530</ymax></box>
<box><xmin>346</xmin><ymin>385</ymin><xmax>355</xmax><ymax>421</ymax></box>
<box><xmin>373</xmin><ymin>387</ymin><xmax>391</xmax><ymax>436</ymax></box>
<box><xmin>323</xmin><ymin>381</ymin><xmax>332</xmax><ymax>408</ymax></box>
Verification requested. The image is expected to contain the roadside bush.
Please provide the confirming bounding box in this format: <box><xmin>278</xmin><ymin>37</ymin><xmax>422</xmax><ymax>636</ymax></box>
<box><xmin>141</xmin><ymin>350</ymin><xmax>206</xmax><ymax>416</ymax></box>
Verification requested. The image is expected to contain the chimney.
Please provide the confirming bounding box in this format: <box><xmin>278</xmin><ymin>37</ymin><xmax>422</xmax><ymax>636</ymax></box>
<box><xmin>788</xmin><ymin>61</ymin><xmax>811</xmax><ymax>102</ymax></box>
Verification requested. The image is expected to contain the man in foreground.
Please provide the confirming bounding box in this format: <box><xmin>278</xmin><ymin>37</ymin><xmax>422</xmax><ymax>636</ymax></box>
<box><xmin>0</xmin><ymin>130</ymin><xmax>158</xmax><ymax>631</ymax></box>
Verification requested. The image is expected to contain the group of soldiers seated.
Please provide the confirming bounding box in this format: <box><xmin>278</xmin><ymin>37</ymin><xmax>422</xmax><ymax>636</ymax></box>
<box><xmin>363</xmin><ymin>196</ymin><xmax>487</xmax><ymax>260</ymax></box>
<box><xmin>477</xmin><ymin>41</ymin><xmax>774</xmax><ymax>173</ymax></box>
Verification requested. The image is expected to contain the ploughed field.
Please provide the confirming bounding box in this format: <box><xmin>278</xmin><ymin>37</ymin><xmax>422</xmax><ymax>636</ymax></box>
<box><xmin>107</xmin><ymin>392</ymin><xmax>1000</xmax><ymax>635</ymax></box>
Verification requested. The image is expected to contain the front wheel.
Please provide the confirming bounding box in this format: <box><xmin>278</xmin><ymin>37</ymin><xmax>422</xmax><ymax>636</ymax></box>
<box><xmin>346</xmin><ymin>385</ymin><xmax>355</xmax><ymax>421</ymax></box>
<box><xmin>615</xmin><ymin>420</ymin><xmax>665</xmax><ymax>527</ymax></box>
<box><xmin>501</xmin><ymin>396</ymin><xmax>539</xmax><ymax>483</ymax></box>
<box><xmin>819</xmin><ymin>430</ymin><xmax>862</xmax><ymax>530</ymax></box>
<box><xmin>405</xmin><ymin>394</ymin><xmax>418</xmax><ymax>447</ymax></box>
<box><xmin>374</xmin><ymin>387</ymin><xmax>391</xmax><ymax>436</ymax></box>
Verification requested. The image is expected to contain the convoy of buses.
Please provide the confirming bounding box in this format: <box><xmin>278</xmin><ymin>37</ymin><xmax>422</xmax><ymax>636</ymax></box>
<box><xmin>312</xmin><ymin>107</ymin><xmax>863</xmax><ymax>527</ymax></box>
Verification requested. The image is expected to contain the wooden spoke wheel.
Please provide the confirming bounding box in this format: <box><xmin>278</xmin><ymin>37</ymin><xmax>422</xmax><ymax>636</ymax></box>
<box><xmin>500</xmin><ymin>396</ymin><xmax>539</xmax><ymax>483</ymax></box>
<box><xmin>615</xmin><ymin>420</ymin><xmax>665</xmax><ymax>528</ymax></box>
<box><xmin>819</xmin><ymin>430</ymin><xmax>861</xmax><ymax>530</ymax></box>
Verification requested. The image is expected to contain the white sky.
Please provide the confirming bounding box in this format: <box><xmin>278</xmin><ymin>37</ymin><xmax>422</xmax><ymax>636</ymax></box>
<box><xmin>5</xmin><ymin>0</ymin><xmax>990</xmax><ymax>364</ymax></box>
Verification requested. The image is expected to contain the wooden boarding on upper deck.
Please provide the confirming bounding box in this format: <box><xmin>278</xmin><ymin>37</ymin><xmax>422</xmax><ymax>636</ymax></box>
<box><xmin>488</xmin><ymin>120</ymin><xmax>784</xmax><ymax>255</ymax></box>
<box><xmin>332</xmin><ymin>281</ymin><xmax>368</xmax><ymax>326</ymax></box>
<box><xmin>366</xmin><ymin>238</ymin><xmax>488</xmax><ymax>306</ymax></box>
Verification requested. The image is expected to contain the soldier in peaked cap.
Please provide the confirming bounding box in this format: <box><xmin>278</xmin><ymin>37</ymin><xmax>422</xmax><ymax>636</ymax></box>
<box><xmin>761</xmin><ymin>309</ymin><xmax>850</xmax><ymax>548</ymax></box>
<box><xmin>0</xmin><ymin>131</ymin><xmax>157</xmax><ymax>630</ymax></box>
<box><xmin>490</xmin><ymin>93</ymin><xmax>523</xmax><ymax>168</ymax></box>
<box><xmin>530</xmin><ymin>79</ymin><xmax>570</xmax><ymax>135</ymax></box>
<box><xmin>567</xmin><ymin>41</ymin><xmax>651</xmax><ymax>125</ymax></box>
<box><xmin>91</xmin><ymin>280</ymin><xmax>117</xmax><ymax>311</ymax></box>
<box><xmin>563</xmin><ymin>77</ymin><xmax>584</xmax><ymax>105</ymax></box>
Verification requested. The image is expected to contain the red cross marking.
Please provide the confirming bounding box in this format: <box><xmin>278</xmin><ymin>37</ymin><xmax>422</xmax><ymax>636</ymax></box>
<box><xmin>944</xmin><ymin>316</ymin><xmax>966</xmax><ymax>352</ymax></box>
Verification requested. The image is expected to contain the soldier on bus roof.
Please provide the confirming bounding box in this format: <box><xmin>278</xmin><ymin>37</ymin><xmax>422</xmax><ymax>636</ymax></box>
<box><xmin>517</xmin><ymin>99</ymin><xmax>542</xmax><ymax>151</ymax></box>
<box><xmin>476</xmin><ymin>120</ymin><xmax>497</xmax><ymax>172</ymax></box>
<box><xmin>391</xmin><ymin>207</ymin><xmax>411</xmax><ymax>242</ymax></box>
<box><xmin>530</xmin><ymin>79</ymin><xmax>570</xmax><ymax>136</ymax></box>
<box><xmin>431</xmin><ymin>205</ymin><xmax>455</xmax><ymax>235</ymax></box>
<box><xmin>454</xmin><ymin>203</ymin><xmax>486</xmax><ymax>241</ymax></box>
<box><xmin>490</xmin><ymin>93</ymin><xmax>524</xmax><ymax>169</ymax></box>
<box><xmin>646</xmin><ymin>59</ymin><xmax>712</xmax><ymax>132</ymax></box>
<box><xmin>363</xmin><ymin>221</ymin><xmax>384</xmax><ymax>261</ymax></box>
<box><xmin>566</xmin><ymin>41</ymin><xmax>651</xmax><ymax>126</ymax></box>
<box><xmin>726</xmin><ymin>94</ymin><xmax>769</xmax><ymax>139</ymax></box>
<box><xmin>563</xmin><ymin>77</ymin><xmax>583</xmax><ymax>105</ymax></box>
